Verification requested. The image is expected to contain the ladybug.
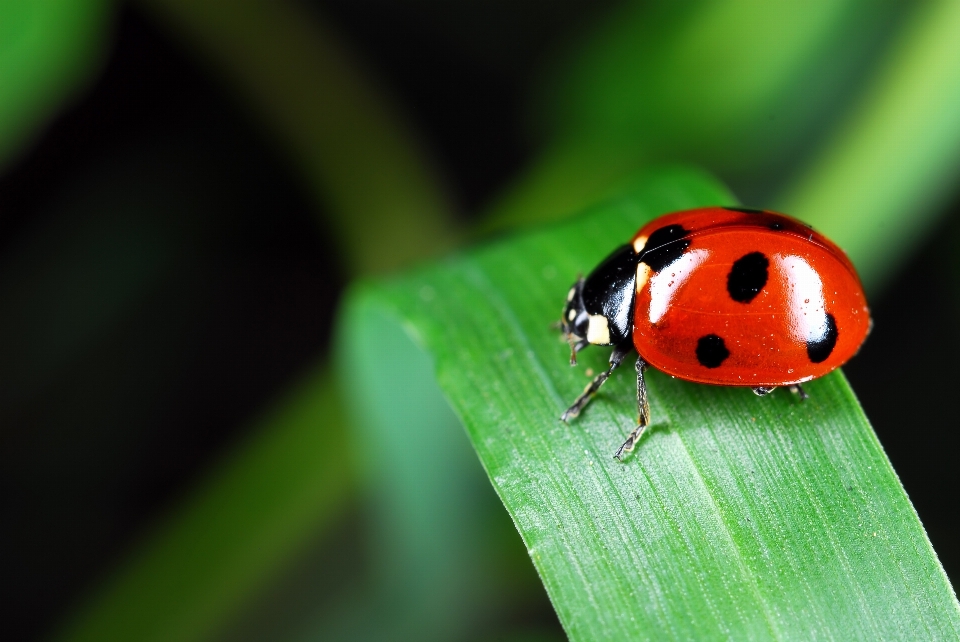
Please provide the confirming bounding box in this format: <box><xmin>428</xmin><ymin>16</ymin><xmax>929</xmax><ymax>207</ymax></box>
<box><xmin>559</xmin><ymin>206</ymin><xmax>871</xmax><ymax>459</ymax></box>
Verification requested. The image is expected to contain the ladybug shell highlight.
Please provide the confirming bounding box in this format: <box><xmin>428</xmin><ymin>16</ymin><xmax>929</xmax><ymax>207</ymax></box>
<box><xmin>630</xmin><ymin>207</ymin><xmax>869</xmax><ymax>387</ymax></box>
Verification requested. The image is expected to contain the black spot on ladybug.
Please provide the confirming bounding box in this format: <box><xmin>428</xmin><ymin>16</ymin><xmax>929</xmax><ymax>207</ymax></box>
<box><xmin>807</xmin><ymin>313</ymin><xmax>839</xmax><ymax>363</ymax></box>
<box><xmin>727</xmin><ymin>252</ymin><xmax>769</xmax><ymax>303</ymax></box>
<box><xmin>641</xmin><ymin>224</ymin><xmax>690</xmax><ymax>272</ymax></box>
<box><xmin>769</xmin><ymin>222</ymin><xmax>784</xmax><ymax>231</ymax></box>
<box><xmin>696</xmin><ymin>334</ymin><xmax>730</xmax><ymax>368</ymax></box>
<box><xmin>724</xmin><ymin>206</ymin><xmax>765</xmax><ymax>214</ymax></box>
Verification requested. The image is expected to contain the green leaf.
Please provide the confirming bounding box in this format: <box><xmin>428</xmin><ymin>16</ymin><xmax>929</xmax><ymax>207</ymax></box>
<box><xmin>333</xmin><ymin>289</ymin><xmax>552</xmax><ymax>642</ymax></box>
<box><xmin>340</xmin><ymin>167</ymin><xmax>960</xmax><ymax>640</ymax></box>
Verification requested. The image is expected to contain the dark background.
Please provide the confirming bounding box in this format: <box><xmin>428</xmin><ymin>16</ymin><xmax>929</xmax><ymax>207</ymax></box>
<box><xmin>1</xmin><ymin>3</ymin><xmax>957</xmax><ymax>640</ymax></box>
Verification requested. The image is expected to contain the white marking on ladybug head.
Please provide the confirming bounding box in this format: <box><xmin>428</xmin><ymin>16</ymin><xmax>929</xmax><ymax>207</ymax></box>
<box><xmin>567</xmin><ymin>287</ymin><xmax>576</xmax><ymax>302</ymax></box>
<box><xmin>567</xmin><ymin>308</ymin><xmax>577</xmax><ymax>322</ymax></box>
<box><xmin>586</xmin><ymin>314</ymin><xmax>611</xmax><ymax>345</ymax></box>
<box><xmin>636</xmin><ymin>262</ymin><xmax>652</xmax><ymax>293</ymax></box>
<box><xmin>633</xmin><ymin>235</ymin><xmax>648</xmax><ymax>254</ymax></box>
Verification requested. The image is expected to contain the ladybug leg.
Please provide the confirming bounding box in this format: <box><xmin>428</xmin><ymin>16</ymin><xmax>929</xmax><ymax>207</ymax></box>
<box><xmin>635</xmin><ymin>356</ymin><xmax>650</xmax><ymax>427</ymax></box>
<box><xmin>614</xmin><ymin>356</ymin><xmax>650</xmax><ymax>461</ymax></box>
<box><xmin>752</xmin><ymin>386</ymin><xmax>776</xmax><ymax>396</ymax></box>
<box><xmin>788</xmin><ymin>383</ymin><xmax>809</xmax><ymax>401</ymax></box>
<box><xmin>560</xmin><ymin>343</ymin><xmax>631</xmax><ymax>422</ymax></box>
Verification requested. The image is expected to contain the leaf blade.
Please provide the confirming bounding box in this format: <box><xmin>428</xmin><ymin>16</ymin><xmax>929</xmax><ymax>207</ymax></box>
<box><xmin>343</xmin><ymin>167</ymin><xmax>960</xmax><ymax>640</ymax></box>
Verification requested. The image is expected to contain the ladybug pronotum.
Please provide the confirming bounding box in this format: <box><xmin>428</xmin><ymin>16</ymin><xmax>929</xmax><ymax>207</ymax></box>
<box><xmin>559</xmin><ymin>207</ymin><xmax>871</xmax><ymax>459</ymax></box>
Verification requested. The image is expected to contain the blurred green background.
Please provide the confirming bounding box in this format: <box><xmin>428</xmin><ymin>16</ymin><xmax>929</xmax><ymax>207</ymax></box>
<box><xmin>2</xmin><ymin>1</ymin><xmax>960</xmax><ymax>640</ymax></box>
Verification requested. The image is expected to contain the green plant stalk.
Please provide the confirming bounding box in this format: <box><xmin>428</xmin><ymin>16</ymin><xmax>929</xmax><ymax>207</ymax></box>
<box><xmin>778</xmin><ymin>0</ymin><xmax>960</xmax><ymax>293</ymax></box>
<box><xmin>477</xmin><ymin>139</ymin><xmax>651</xmax><ymax>236</ymax></box>
<box><xmin>342</xmin><ymin>167</ymin><xmax>960</xmax><ymax>640</ymax></box>
<box><xmin>53</xmin><ymin>366</ymin><xmax>353</xmax><ymax>642</ymax></box>
<box><xmin>538</xmin><ymin>0</ymin><xmax>882</xmax><ymax>154</ymax></box>
<box><xmin>136</xmin><ymin>0</ymin><xmax>457</xmax><ymax>275</ymax></box>
<box><xmin>484</xmin><ymin>0</ymin><xmax>897</xmax><ymax>234</ymax></box>
<box><xmin>55</xmin><ymin>2</ymin><xmax>463</xmax><ymax>639</ymax></box>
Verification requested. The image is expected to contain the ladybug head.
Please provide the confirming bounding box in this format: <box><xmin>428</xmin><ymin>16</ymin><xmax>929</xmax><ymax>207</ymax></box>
<box><xmin>561</xmin><ymin>277</ymin><xmax>591</xmax><ymax>365</ymax></box>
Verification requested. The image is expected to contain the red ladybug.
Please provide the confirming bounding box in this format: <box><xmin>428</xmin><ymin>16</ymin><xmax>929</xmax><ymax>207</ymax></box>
<box><xmin>560</xmin><ymin>206</ymin><xmax>870</xmax><ymax>459</ymax></box>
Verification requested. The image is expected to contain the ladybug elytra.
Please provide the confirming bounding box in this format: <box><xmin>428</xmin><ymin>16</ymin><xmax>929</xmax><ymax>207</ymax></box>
<box><xmin>560</xmin><ymin>207</ymin><xmax>871</xmax><ymax>459</ymax></box>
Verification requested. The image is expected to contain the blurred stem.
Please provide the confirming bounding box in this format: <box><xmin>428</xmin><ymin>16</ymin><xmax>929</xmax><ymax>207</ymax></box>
<box><xmin>58</xmin><ymin>2</ymin><xmax>464</xmax><ymax>639</ymax></box>
<box><xmin>477</xmin><ymin>138</ymin><xmax>648</xmax><ymax>235</ymax></box>
<box><xmin>481</xmin><ymin>0</ymin><xmax>897</xmax><ymax>236</ymax></box>
<box><xmin>136</xmin><ymin>0</ymin><xmax>457</xmax><ymax>274</ymax></box>
<box><xmin>54</xmin><ymin>366</ymin><xmax>352</xmax><ymax>642</ymax></box>
<box><xmin>777</xmin><ymin>0</ymin><xmax>960</xmax><ymax>292</ymax></box>
<box><xmin>0</xmin><ymin>0</ymin><xmax>116</xmax><ymax>170</ymax></box>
